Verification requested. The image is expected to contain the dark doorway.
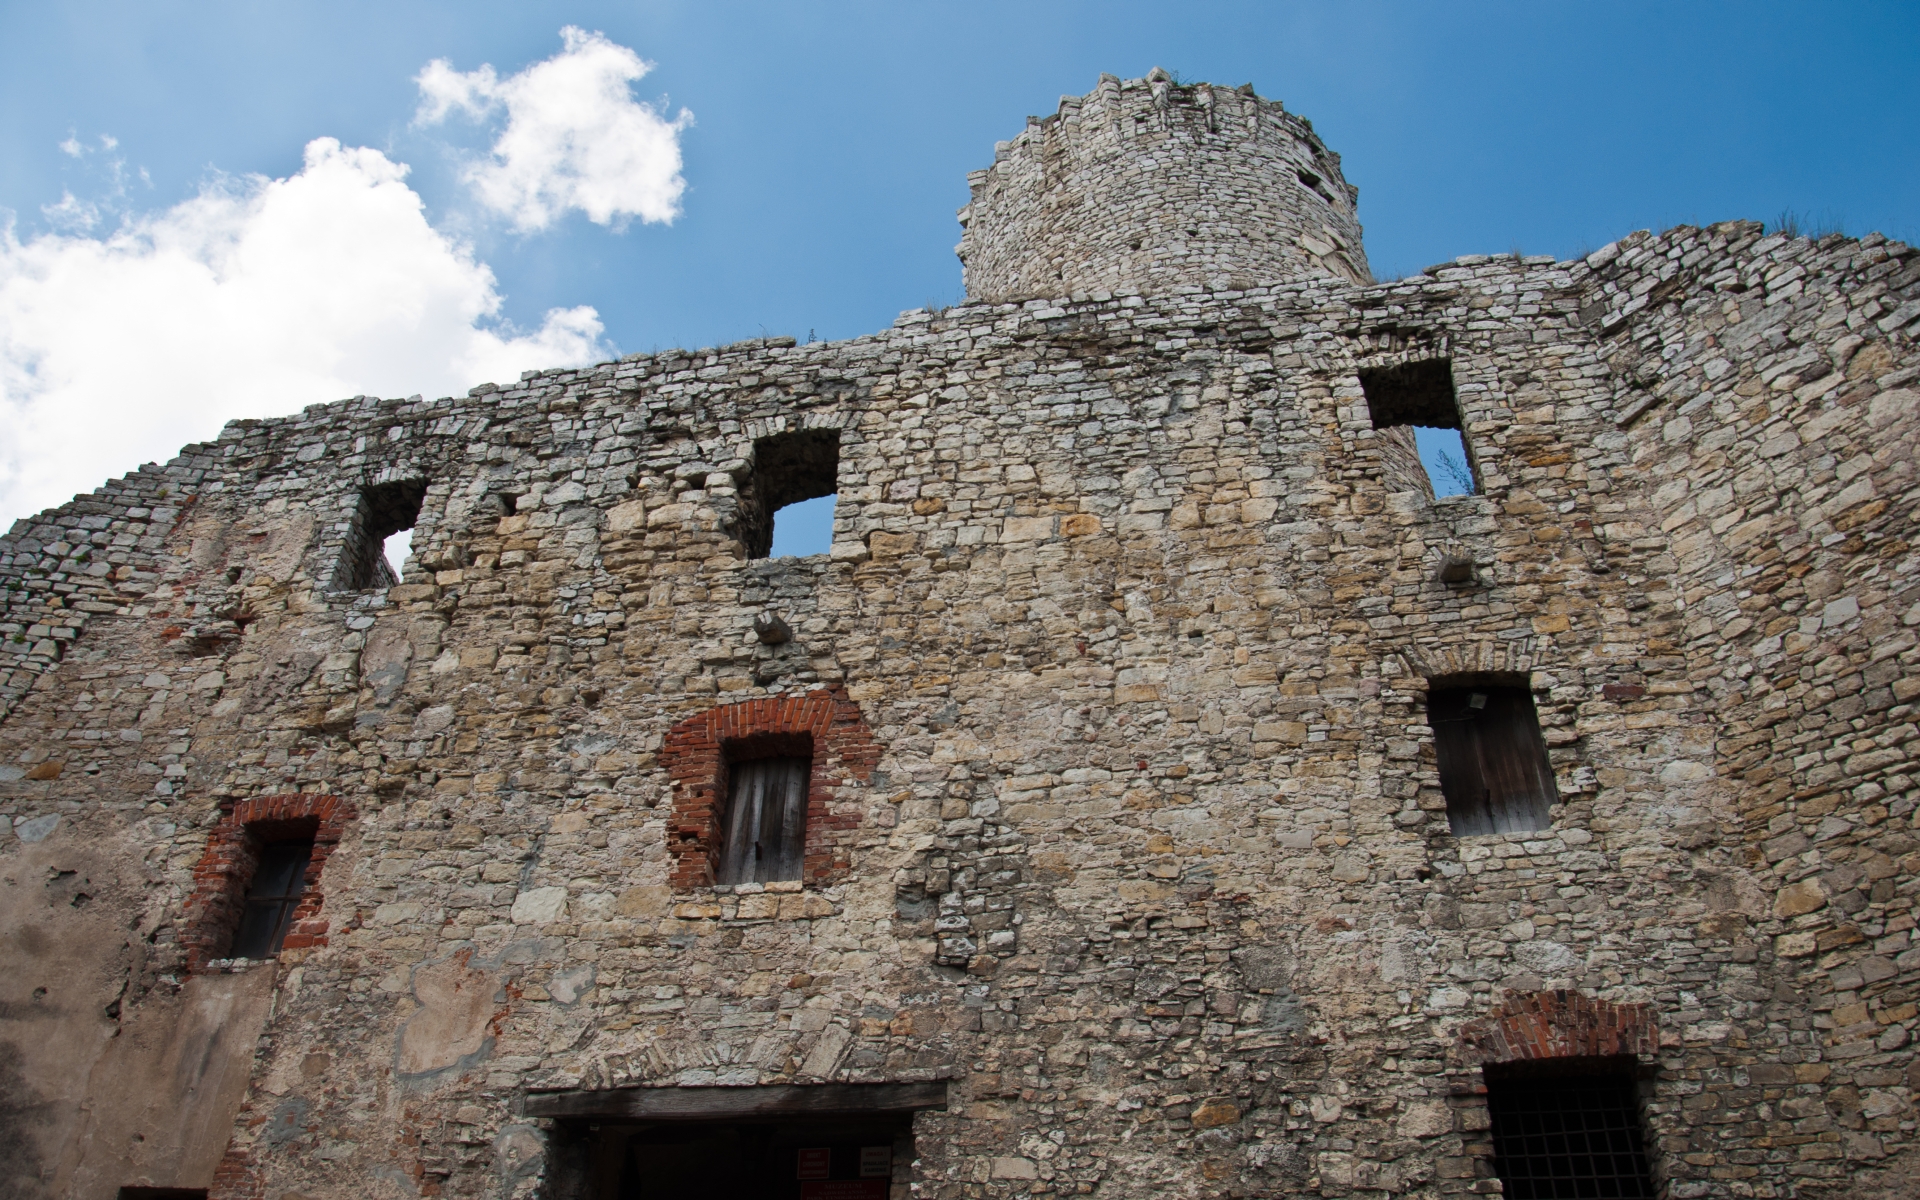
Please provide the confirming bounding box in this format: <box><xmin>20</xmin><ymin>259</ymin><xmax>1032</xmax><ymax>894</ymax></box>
<box><xmin>1485</xmin><ymin>1057</ymin><xmax>1657</xmax><ymax>1199</ymax></box>
<box><xmin>590</xmin><ymin>1114</ymin><xmax>910</xmax><ymax>1200</ymax></box>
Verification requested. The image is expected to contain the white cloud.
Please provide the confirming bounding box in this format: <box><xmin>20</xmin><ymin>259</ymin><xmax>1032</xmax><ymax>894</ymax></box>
<box><xmin>416</xmin><ymin>27</ymin><xmax>692</xmax><ymax>232</ymax></box>
<box><xmin>0</xmin><ymin>137</ymin><xmax>608</xmax><ymax>527</ymax></box>
<box><xmin>40</xmin><ymin>190</ymin><xmax>100</xmax><ymax>232</ymax></box>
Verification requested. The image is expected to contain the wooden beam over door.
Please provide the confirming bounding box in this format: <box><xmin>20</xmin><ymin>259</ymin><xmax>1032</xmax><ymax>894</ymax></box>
<box><xmin>523</xmin><ymin>1081</ymin><xmax>950</xmax><ymax>1121</ymax></box>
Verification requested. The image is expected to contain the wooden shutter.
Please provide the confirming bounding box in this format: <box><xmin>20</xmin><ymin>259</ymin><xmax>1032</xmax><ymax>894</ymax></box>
<box><xmin>230</xmin><ymin>838</ymin><xmax>315</xmax><ymax>958</ymax></box>
<box><xmin>1429</xmin><ymin>686</ymin><xmax>1557</xmax><ymax>835</ymax></box>
<box><xmin>717</xmin><ymin>757</ymin><xmax>811</xmax><ymax>883</ymax></box>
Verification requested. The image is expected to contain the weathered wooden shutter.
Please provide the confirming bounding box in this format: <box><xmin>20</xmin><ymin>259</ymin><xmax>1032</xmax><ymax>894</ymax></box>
<box><xmin>230</xmin><ymin>838</ymin><xmax>315</xmax><ymax>958</ymax></box>
<box><xmin>717</xmin><ymin>757</ymin><xmax>811</xmax><ymax>883</ymax></box>
<box><xmin>1429</xmin><ymin>686</ymin><xmax>1557</xmax><ymax>835</ymax></box>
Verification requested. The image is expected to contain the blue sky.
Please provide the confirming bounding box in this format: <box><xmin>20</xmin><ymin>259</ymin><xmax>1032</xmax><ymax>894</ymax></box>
<box><xmin>2</xmin><ymin>1</ymin><xmax>1916</xmax><ymax>534</ymax></box>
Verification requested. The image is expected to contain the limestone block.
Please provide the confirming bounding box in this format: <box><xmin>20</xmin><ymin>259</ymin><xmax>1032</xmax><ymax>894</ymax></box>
<box><xmin>1774</xmin><ymin>879</ymin><xmax>1828</xmax><ymax>918</ymax></box>
<box><xmin>510</xmin><ymin>886</ymin><xmax>569</xmax><ymax>924</ymax></box>
<box><xmin>606</xmin><ymin>499</ymin><xmax>648</xmax><ymax>533</ymax></box>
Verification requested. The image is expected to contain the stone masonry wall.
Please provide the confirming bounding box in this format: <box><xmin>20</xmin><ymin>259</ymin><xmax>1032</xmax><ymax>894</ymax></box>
<box><xmin>957</xmin><ymin>71</ymin><xmax>1370</xmax><ymax>303</ymax></box>
<box><xmin>2</xmin><ymin>170</ymin><xmax>1917</xmax><ymax>1200</ymax></box>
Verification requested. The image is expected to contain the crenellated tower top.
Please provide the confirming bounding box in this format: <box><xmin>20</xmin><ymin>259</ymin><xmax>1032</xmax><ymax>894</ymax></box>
<box><xmin>957</xmin><ymin>69</ymin><xmax>1370</xmax><ymax>302</ymax></box>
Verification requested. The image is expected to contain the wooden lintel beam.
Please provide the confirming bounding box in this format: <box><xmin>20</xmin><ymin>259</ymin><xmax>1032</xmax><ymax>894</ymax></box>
<box><xmin>523</xmin><ymin>1081</ymin><xmax>950</xmax><ymax>1121</ymax></box>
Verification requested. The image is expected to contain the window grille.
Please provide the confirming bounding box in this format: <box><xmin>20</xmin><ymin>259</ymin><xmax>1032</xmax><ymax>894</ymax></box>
<box><xmin>230</xmin><ymin>837</ymin><xmax>315</xmax><ymax>958</ymax></box>
<box><xmin>1486</xmin><ymin>1066</ymin><xmax>1657</xmax><ymax>1199</ymax></box>
<box><xmin>717</xmin><ymin>757</ymin><xmax>811</xmax><ymax>883</ymax></box>
<box><xmin>1428</xmin><ymin>681</ymin><xmax>1558</xmax><ymax>835</ymax></box>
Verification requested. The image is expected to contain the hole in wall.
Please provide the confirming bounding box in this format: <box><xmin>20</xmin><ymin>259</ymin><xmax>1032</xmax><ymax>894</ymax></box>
<box><xmin>596</xmin><ymin>1112</ymin><xmax>914</xmax><ymax>1200</ymax></box>
<box><xmin>222</xmin><ymin>818</ymin><xmax>320</xmax><ymax>960</ymax></box>
<box><xmin>1415</xmin><ymin>427</ymin><xmax>1476</xmax><ymax>497</ymax></box>
<box><xmin>1359</xmin><ymin>359</ymin><xmax>1478</xmax><ymax>496</ymax></box>
<box><xmin>770</xmin><ymin>494</ymin><xmax>836</xmax><ymax>558</ymax></box>
<box><xmin>333</xmin><ymin>479</ymin><xmax>426</xmax><ymax>590</ymax></box>
<box><xmin>739</xmin><ymin>429</ymin><xmax>840</xmax><ymax>559</ymax></box>
<box><xmin>382</xmin><ymin>529</ymin><xmax>413</xmax><ymax>577</ymax></box>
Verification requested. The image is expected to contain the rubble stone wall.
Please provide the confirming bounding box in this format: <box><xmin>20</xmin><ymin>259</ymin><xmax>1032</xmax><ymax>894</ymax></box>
<box><xmin>3</xmin><ymin>80</ymin><xmax>1918</xmax><ymax>1200</ymax></box>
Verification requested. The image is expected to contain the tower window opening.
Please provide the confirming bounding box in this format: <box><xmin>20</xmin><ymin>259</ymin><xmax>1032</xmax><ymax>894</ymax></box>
<box><xmin>716</xmin><ymin>740</ymin><xmax>812</xmax><ymax>884</ymax></box>
<box><xmin>740</xmin><ymin>429</ymin><xmax>840</xmax><ymax>559</ymax></box>
<box><xmin>1484</xmin><ymin>1058</ymin><xmax>1657</xmax><ymax>1199</ymax></box>
<box><xmin>333</xmin><ymin>478</ymin><xmax>426</xmax><ymax>589</ymax></box>
<box><xmin>1427</xmin><ymin>677</ymin><xmax>1558</xmax><ymax>835</ymax></box>
<box><xmin>1358</xmin><ymin>358</ymin><xmax>1478</xmax><ymax>497</ymax></box>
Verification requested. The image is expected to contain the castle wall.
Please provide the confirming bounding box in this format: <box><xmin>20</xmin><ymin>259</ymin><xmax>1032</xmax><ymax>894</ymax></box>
<box><xmin>2</xmin><ymin>174</ymin><xmax>1917</xmax><ymax>1200</ymax></box>
<box><xmin>957</xmin><ymin>72</ymin><xmax>1369</xmax><ymax>302</ymax></box>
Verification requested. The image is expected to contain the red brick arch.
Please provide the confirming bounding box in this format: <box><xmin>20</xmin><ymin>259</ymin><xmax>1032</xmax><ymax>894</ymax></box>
<box><xmin>181</xmin><ymin>792</ymin><xmax>355</xmax><ymax>972</ymax></box>
<box><xmin>661</xmin><ymin>687</ymin><xmax>880</xmax><ymax>890</ymax></box>
<box><xmin>1460</xmin><ymin>989</ymin><xmax>1660</xmax><ymax>1065</ymax></box>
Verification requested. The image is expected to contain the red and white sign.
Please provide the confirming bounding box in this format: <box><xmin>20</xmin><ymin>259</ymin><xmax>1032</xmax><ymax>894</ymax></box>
<box><xmin>797</xmin><ymin>1148</ymin><xmax>832</xmax><ymax>1180</ymax></box>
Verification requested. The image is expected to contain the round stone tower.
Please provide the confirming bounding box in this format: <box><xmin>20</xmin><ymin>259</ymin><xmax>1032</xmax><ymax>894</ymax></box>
<box><xmin>957</xmin><ymin>69</ymin><xmax>1370</xmax><ymax>302</ymax></box>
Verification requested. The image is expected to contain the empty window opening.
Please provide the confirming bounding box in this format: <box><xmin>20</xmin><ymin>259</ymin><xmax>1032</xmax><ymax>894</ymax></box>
<box><xmin>1427</xmin><ymin>677</ymin><xmax>1558</xmax><ymax>835</ymax></box>
<box><xmin>333</xmin><ymin>478</ymin><xmax>426</xmax><ymax>590</ymax></box>
<box><xmin>1358</xmin><ymin>359</ymin><xmax>1477</xmax><ymax>496</ymax></box>
<box><xmin>1485</xmin><ymin>1058</ymin><xmax>1657</xmax><ymax>1200</ymax></box>
<box><xmin>717</xmin><ymin>740</ymin><xmax>812</xmax><ymax>884</ymax></box>
<box><xmin>770</xmin><ymin>494</ymin><xmax>837</xmax><ymax>558</ymax></box>
<box><xmin>739</xmin><ymin>430</ymin><xmax>839</xmax><ymax>559</ymax></box>
<box><xmin>1415</xmin><ymin>426</ymin><xmax>1476</xmax><ymax>497</ymax></box>
<box><xmin>230</xmin><ymin>834</ymin><xmax>316</xmax><ymax>959</ymax></box>
<box><xmin>383</xmin><ymin>528</ymin><xmax>413</xmax><ymax>577</ymax></box>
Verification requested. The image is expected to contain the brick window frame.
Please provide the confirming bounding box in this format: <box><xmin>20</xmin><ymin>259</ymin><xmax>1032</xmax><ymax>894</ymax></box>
<box><xmin>1453</xmin><ymin>991</ymin><xmax>1663</xmax><ymax>1199</ymax></box>
<box><xmin>181</xmin><ymin>793</ymin><xmax>355</xmax><ymax>973</ymax></box>
<box><xmin>1459</xmin><ymin>990</ymin><xmax>1660</xmax><ymax>1065</ymax></box>
<box><xmin>661</xmin><ymin>687</ymin><xmax>879</xmax><ymax>891</ymax></box>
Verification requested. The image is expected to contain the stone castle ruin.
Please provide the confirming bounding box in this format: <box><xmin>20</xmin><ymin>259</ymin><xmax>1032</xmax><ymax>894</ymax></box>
<box><xmin>3</xmin><ymin>69</ymin><xmax>1918</xmax><ymax>1199</ymax></box>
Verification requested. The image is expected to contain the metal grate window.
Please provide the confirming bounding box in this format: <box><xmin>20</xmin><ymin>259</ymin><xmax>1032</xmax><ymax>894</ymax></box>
<box><xmin>1487</xmin><ymin>1068</ymin><xmax>1656</xmax><ymax>1199</ymax></box>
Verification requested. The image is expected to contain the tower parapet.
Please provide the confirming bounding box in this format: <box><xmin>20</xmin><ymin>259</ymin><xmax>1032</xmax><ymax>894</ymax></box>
<box><xmin>957</xmin><ymin>69</ymin><xmax>1370</xmax><ymax>301</ymax></box>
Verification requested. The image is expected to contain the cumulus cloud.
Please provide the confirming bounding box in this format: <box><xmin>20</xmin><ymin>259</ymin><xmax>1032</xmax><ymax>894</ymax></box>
<box><xmin>0</xmin><ymin>137</ymin><xmax>607</xmax><ymax>527</ymax></box>
<box><xmin>416</xmin><ymin>27</ymin><xmax>692</xmax><ymax>231</ymax></box>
